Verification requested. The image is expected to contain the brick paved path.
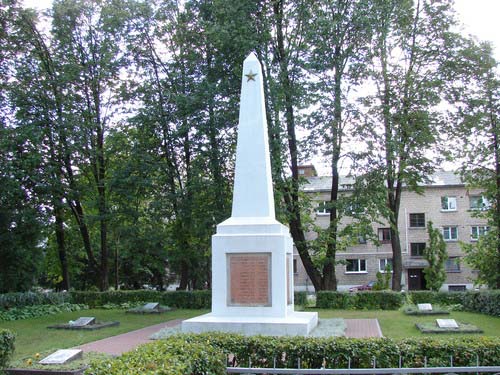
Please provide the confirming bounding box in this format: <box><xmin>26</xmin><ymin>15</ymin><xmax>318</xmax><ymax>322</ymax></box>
<box><xmin>75</xmin><ymin>318</ymin><xmax>382</xmax><ymax>356</ymax></box>
<box><xmin>345</xmin><ymin>319</ymin><xmax>383</xmax><ymax>338</ymax></box>
<box><xmin>75</xmin><ymin>319</ymin><xmax>182</xmax><ymax>356</ymax></box>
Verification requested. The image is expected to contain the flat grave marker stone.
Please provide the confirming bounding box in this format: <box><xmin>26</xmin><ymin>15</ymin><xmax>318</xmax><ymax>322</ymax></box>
<box><xmin>436</xmin><ymin>318</ymin><xmax>459</xmax><ymax>328</ymax></box>
<box><xmin>143</xmin><ymin>302</ymin><xmax>160</xmax><ymax>310</ymax></box>
<box><xmin>417</xmin><ymin>303</ymin><xmax>433</xmax><ymax>311</ymax></box>
<box><xmin>39</xmin><ymin>349</ymin><xmax>83</xmax><ymax>365</ymax></box>
<box><xmin>70</xmin><ymin>317</ymin><xmax>96</xmax><ymax>326</ymax></box>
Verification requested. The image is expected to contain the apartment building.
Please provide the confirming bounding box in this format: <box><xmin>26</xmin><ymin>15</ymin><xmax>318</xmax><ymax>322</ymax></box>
<box><xmin>293</xmin><ymin>166</ymin><xmax>488</xmax><ymax>292</ymax></box>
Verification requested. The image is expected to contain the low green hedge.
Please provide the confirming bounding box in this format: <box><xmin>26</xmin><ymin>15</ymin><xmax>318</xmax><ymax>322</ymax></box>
<box><xmin>0</xmin><ymin>292</ymin><xmax>71</xmax><ymax>310</ymax></box>
<box><xmin>0</xmin><ymin>303</ymin><xmax>88</xmax><ymax>321</ymax></box>
<box><xmin>70</xmin><ymin>290</ymin><xmax>212</xmax><ymax>309</ymax></box>
<box><xmin>86</xmin><ymin>333</ymin><xmax>500</xmax><ymax>374</ymax></box>
<box><xmin>0</xmin><ymin>329</ymin><xmax>15</xmax><ymax>369</ymax></box>
<box><xmin>408</xmin><ymin>291</ymin><xmax>465</xmax><ymax>306</ymax></box>
<box><xmin>316</xmin><ymin>291</ymin><xmax>403</xmax><ymax>310</ymax></box>
<box><xmin>86</xmin><ymin>335</ymin><xmax>225</xmax><ymax>375</ymax></box>
<box><xmin>461</xmin><ymin>291</ymin><xmax>500</xmax><ymax>317</ymax></box>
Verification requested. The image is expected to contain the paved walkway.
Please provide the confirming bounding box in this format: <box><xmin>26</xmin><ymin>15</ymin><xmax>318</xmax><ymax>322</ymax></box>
<box><xmin>345</xmin><ymin>319</ymin><xmax>383</xmax><ymax>338</ymax></box>
<box><xmin>75</xmin><ymin>319</ymin><xmax>182</xmax><ymax>356</ymax></box>
<box><xmin>75</xmin><ymin>318</ymin><xmax>382</xmax><ymax>356</ymax></box>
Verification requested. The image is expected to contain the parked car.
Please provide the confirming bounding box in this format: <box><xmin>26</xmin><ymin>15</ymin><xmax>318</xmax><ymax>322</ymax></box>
<box><xmin>349</xmin><ymin>281</ymin><xmax>376</xmax><ymax>292</ymax></box>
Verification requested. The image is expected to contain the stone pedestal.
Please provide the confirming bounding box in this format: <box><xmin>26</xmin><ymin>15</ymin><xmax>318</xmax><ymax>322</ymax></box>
<box><xmin>182</xmin><ymin>52</ymin><xmax>317</xmax><ymax>336</ymax></box>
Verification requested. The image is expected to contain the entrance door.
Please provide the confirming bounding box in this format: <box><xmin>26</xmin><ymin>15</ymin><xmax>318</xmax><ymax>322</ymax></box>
<box><xmin>408</xmin><ymin>269</ymin><xmax>426</xmax><ymax>290</ymax></box>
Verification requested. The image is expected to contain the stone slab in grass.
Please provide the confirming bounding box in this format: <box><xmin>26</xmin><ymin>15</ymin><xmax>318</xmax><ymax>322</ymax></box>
<box><xmin>5</xmin><ymin>352</ymin><xmax>109</xmax><ymax>375</ymax></box>
<box><xmin>47</xmin><ymin>321</ymin><xmax>119</xmax><ymax>330</ymax></box>
<box><xmin>403</xmin><ymin>305</ymin><xmax>450</xmax><ymax>315</ymax></box>
<box><xmin>415</xmin><ymin>321</ymin><xmax>483</xmax><ymax>334</ymax></box>
<box><xmin>126</xmin><ymin>303</ymin><xmax>173</xmax><ymax>314</ymax></box>
<box><xmin>39</xmin><ymin>350</ymin><xmax>82</xmax><ymax>365</ymax></box>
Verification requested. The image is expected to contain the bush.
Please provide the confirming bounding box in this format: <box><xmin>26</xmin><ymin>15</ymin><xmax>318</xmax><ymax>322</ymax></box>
<box><xmin>0</xmin><ymin>291</ymin><xmax>71</xmax><ymax>310</ymax></box>
<box><xmin>70</xmin><ymin>290</ymin><xmax>211</xmax><ymax>309</ymax></box>
<box><xmin>0</xmin><ymin>303</ymin><xmax>88</xmax><ymax>321</ymax></box>
<box><xmin>86</xmin><ymin>335</ymin><xmax>225</xmax><ymax>375</ymax></box>
<box><xmin>316</xmin><ymin>291</ymin><xmax>403</xmax><ymax>310</ymax></box>
<box><xmin>0</xmin><ymin>329</ymin><xmax>15</xmax><ymax>369</ymax></box>
<box><xmin>85</xmin><ymin>333</ymin><xmax>500</xmax><ymax>373</ymax></box>
<box><xmin>462</xmin><ymin>291</ymin><xmax>500</xmax><ymax>317</ymax></box>
<box><xmin>294</xmin><ymin>291</ymin><xmax>308</xmax><ymax>306</ymax></box>
<box><xmin>407</xmin><ymin>291</ymin><xmax>464</xmax><ymax>306</ymax></box>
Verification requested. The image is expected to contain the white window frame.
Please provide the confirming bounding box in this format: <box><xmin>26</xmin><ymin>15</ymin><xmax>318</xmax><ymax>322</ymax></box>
<box><xmin>410</xmin><ymin>242</ymin><xmax>426</xmax><ymax>257</ymax></box>
<box><xmin>469</xmin><ymin>195</ymin><xmax>490</xmax><ymax>210</ymax></box>
<box><xmin>379</xmin><ymin>258</ymin><xmax>393</xmax><ymax>273</ymax></box>
<box><xmin>442</xmin><ymin>226</ymin><xmax>458</xmax><ymax>241</ymax></box>
<box><xmin>471</xmin><ymin>226</ymin><xmax>489</xmax><ymax>241</ymax></box>
<box><xmin>441</xmin><ymin>196</ymin><xmax>457</xmax><ymax>212</ymax></box>
<box><xmin>378</xmin><ymin>228</ymin><xmax>391</xmax><ymax>243</ymax></box>
<box><xmin>316</xmin><ymin>201</ymin><xmax>331</xmax><ymax>215</ymax></box>
<box><xmin>345</xmin><ymin>259</ymin><xmax>367</xmax><ymax>274</ymax></box>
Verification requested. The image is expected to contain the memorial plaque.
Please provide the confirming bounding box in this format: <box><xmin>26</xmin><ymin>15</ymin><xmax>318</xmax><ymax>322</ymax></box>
<box><xmin>228</xmin><ymin>253</ymin><xmax>271</xmax><ymax>306</ymax></box>
<box><xmin>39</xmin><ymin>349</ymin><xmax>83</xmax><ymax>365</ymax></box>
<box><xmin>143</xmin><ymin>302</ymin><xmax>160</xmax><ymax>310</ymax></box>
<box><xmin>70</xmin><ymin>317</ymin><xmax>95</xmax><ymax>326</ymax></box>
<box><xmin>418</xmin><ymin>303</ymin><xmax>433</xmax><ymax>311</ymax></box>
<box><xmin>436</xmin><ymin>319</ymin><xmax>459</xmax><ymax>328</ymax></box>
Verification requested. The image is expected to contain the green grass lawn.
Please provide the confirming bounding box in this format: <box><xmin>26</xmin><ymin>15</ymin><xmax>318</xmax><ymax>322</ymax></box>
<box><xmin>313</xmin><ymin>308</ymin><xmax>500</xmax><ymax>339</ymax></box>
<box><xmin>1</xmin><ymin>308</ymin><xmax>207</xmax><ymax>361</ymax></box>
<box><xmin>2</xmin><ymin>307</ymin><xmax>498</xmax><ymax>362</ymax></box>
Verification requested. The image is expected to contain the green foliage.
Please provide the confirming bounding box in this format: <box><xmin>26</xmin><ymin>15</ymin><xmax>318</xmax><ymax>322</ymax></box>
<box><xmin>70</xmin><ymin>290</ymin><xmax>211</xmax><ymax>309</ymax></box>
<box><xmin>86</xmin><ymin>335</ymin><xmax>226</xmax><ymax>375</ymax></box>
<box><xmin>423</xmin><ymin>221</ymin><xmax>448</xmax><ymax>291</ymax></box>
<box><xmin>461</xmin><ymin>291</ymin><xmax>500</xmax><ymax>317</ymax></box>
<box><xmin>463</xmin><ymin>228</ymin><xmax>500</xmax><ymax>288</ymax></box>
<box><xmin>294</xmin><ymin>292</ymin><xmax>308</xmax><ymax>306</ymax></box>
<box><xmin>86</xmin><ymin>333</ymin><xmax>500</xmax><ymax>373</ymax></box>
<box><xmin>403</xmin><ymin>305</ymin><xmax>450</xmax><ymax>315</ymax></box>
<box><xmin>0</xmin><ymin>303</ymin><xmax>87</xmax><ymax>322</ymax></box>
<box><xmin>373</xmin><ymin>265</ymin><xmax>392</xmax><ymax>290</ymax></box>
<box><xmin>316</xmin><ymin>291</ymin><xmax>403</xmax><ymax>310</ymax></box>
<box><xmin>0</xmin><ymin>292</ymin><xmax>71</xmax><ymax>309</ymax></box>
<box><xmin>0</xmin><ymin>329</ymin><xmax>15</xmax><ymax>369</ymax></box>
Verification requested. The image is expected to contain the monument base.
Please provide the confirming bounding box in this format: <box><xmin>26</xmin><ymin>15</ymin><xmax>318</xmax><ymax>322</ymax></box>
<box><xmin>181</xmin><ymin>311</ymin><xmax>318</xmax><ymax>336</ymax></box>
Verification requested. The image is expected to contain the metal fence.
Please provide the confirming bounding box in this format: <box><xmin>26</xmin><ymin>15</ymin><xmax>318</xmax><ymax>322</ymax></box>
<box><xmin>226</xmin><ymin>355</ymin><xmax>500</xmax><ymax>374</ymax></box>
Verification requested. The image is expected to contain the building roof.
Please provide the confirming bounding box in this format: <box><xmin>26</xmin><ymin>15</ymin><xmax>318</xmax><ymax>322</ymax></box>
<box><xmin>302</xmin><ymin>170</ymin><xmax>463</xmax><ymax>192</ymax></box>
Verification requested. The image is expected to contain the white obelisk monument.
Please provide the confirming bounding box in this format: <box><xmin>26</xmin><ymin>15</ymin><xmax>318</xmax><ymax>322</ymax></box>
<box><xmin>182</xmin><ymin>53</ymin><xmax>317</xmax><ymax>335</ymax></box>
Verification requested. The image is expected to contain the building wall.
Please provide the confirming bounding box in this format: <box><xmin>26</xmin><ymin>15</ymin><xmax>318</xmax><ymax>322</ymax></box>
<box><xmin>293</xmin><ymin>183</ymin><xmax>487</xmax><ymax>292</ymax></box>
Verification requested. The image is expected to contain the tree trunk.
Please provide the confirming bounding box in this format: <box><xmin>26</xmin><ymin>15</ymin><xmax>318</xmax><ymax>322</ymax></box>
<box><xmin>273</xmin><ymin>0</ymin><xmax>322</xmax><ymax>291</ymax></box>
<box><xmin>54</xmin><ymin>202</ymin><xmax>70</xmax><ymax>291</ymax></box>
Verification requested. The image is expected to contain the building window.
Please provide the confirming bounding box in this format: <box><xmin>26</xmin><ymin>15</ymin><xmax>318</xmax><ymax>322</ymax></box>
<box><xmin>379</xmin><ymin>258</ymin><xmax>393</xmax><ymax>272</ymax></box>
<box><xmin>378</xmin><ymin>228</ymin><xmax>391</xmax><ymax>243</ymax></box>
<box><xmin>317</xmin><ymin>201</ymin><xmax>331</xmax><ymax>215</ymax></box>
<box><xmin>346</xmin><ymin>259</ymin><xmax>367</xmax><ymax>273</ymax></box>
<box><xmin>448</xmin><ymin>285</ymin><xmax>466</xmax><ymax>292</ymax></box>
<box><xmin>358</xmin><ymin>235</ymin><xmax>367</xmax><ymax>244</ymax></box>
<box><xmin>441</xmin><ymin>196</ymin><xmax>457</xmax><ymax>211</ymax></box>
<box><xmin>469</xmin><ymin>195</ymin><xmax>490</xmax><ymax>210</ymax></box>
<box><xmin>445</xmin><ymin>257</ymin><xmax>461</xmax><ymax>272</ymax></box>
<box><xmin>409</xmin><ymin>213</ymin><xmax>425</xmax><ymax>228</ymax></box>
<box><xmin>442</xmin><ymin>226</ymin><xmax>458</xmax><ymax>241</ymax></box>
<box><xmin>293</xmin><ymin>259</ymin><xmax>298</xmax><ymax>274</ymax></box>
<box><xmin>471</xmin><ymin>226</ymin><xmax>489</xmax><ymax>241</ymax></box>
<box><xmin>410</xmin><ymin>242</ymin><xmax>426</xmax><ymax>257</ymax></box>
<box><xmin>298</xmin><ymin>169</ymin><xmax>305</xmax><ymax>175</ymax></box>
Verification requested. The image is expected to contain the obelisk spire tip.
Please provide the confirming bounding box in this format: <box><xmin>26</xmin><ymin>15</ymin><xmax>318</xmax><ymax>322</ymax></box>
<box><xmin>244</xmin><ymin>52</ymin><xmax>259</xmax><ymax>62</ymax></box>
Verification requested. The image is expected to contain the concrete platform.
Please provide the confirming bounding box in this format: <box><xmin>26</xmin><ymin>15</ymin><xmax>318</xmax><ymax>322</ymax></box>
<box><xmin>181</xmin><ymin>311</ymin><xmax>318</xmax><ymax>336</ymax></box>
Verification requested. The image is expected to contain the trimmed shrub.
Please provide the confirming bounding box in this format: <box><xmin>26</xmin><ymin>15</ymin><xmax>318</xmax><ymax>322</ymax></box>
<box><xmin>294</xmin><ymin>291</ymin><xmax>308</xmax><ymax>306</ymax></box>
<box><xmin>0</xmin><ymin>292</ymin><xmax>71</xmax><ymax>310</ymax></box>
<box><xmin>86</xmin><ymin>335</ymin><xmax>225</xmax><ymax>375</ymax></box>
<box><xmin>462</xmin><ymin>291</ymin><xmax>500</xmax><ymax>317</ymax></box>
<box><xmin>85</xmin><ymin>333</ymin><xmax>500</xmax><ymax>374</ymax></box>
<box><xmin>0</xmin><ymin>329</ymin><xmax>15</xmax><ymax>369</ymax></box>
<box><xmin>0</xmin><ymin>303</ymin><xmax>88</xmax><ymax>321</ymax></box>
<box><xmin>317</xmin><ymin>291</ymin><xmax>403</xmax><ymax>310</ymax></box>
<box><xmin>70</xmin><ymin>290</ymin><xmax>211</xmax><ymax>309</ymax></box>
<box><xmin>408</xmin><ymin>291</ymin><xmax>464</xmax><ymax>306</ymax></box>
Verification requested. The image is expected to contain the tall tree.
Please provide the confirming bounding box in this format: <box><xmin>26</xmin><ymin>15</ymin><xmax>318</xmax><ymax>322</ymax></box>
<box><xmin>360</xmin><ymin>0</ymin><xmax>456</xmax><ymax>290</ymax></box>
<box><xmin>443</xmin><ymin>38</ymin><xmax>500</xmax><ymax>288</ymax></box>
<box><xmin>423</xmin><ymin>221</ymin><xmax>447</xmax><ymax>291</ymax></box>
